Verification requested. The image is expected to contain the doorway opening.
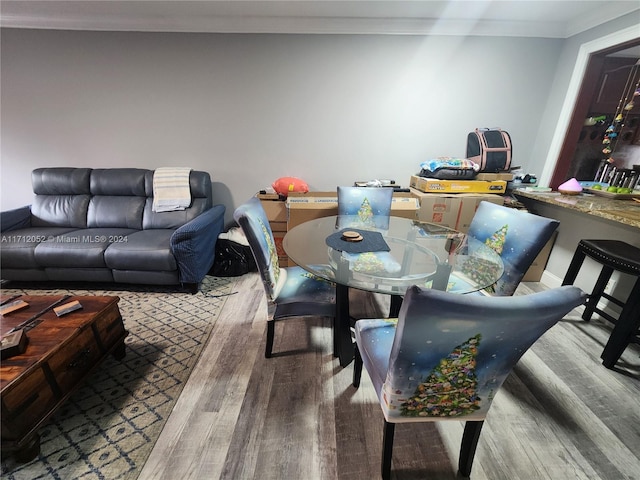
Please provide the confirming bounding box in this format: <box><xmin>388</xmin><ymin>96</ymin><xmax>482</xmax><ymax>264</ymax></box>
<box><xmin>549</xmin><ymin>38</ymin><xmax>640</xmax><ymax>189</ymax></box>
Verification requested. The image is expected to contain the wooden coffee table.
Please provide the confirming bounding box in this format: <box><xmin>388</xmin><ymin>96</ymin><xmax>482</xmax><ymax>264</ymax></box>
<box><xmin>0</xmin><ymin>295</ymin><xmax>128</xmax><ymax>462</ymax></box>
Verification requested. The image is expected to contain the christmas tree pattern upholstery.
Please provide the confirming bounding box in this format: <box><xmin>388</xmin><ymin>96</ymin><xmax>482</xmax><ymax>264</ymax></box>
<box><xmin>336</xmin><ymin>185</ymin><xmax>400</xmax><ymax>275</ymax></box>
<box><xmin>337</xmin><ymin>186</ymin><xmax>394</xmax><ymax>230</ymax></box>
<box><xmin>234</xmin><ymin>197</ymin><xmax>335</xmax><ymax>357</ymax></box>
<box><xmin>352</xmin><ymin>284</ymin><xmax>586</xmax><ymax>479</ymax></box>
<box><xmin>336</xmin><ymin>186</ymin><xmax>400</xmax><ymax>315</ymax></box>
<box><xmin>460</xmin><ymin>201</ymin><xmax>559</xmax><ymax>296</ymax></box>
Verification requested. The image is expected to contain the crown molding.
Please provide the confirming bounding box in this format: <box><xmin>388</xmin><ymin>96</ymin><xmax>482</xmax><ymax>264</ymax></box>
<box><xmin>0</xmin><ymin>4</ymin><xmax>638</xmax><ymax>38</ymax></box>
<box><xmin>0</xmin><ymin>14</ymin><xmax>572</xmax><ymax>38</ymax></box>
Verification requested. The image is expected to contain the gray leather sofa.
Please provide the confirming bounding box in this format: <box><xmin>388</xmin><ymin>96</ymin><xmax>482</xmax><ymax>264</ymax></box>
<box><xmin>1</xmin><ymin>168</ymin><xmax>225</xmax><ymax>292</ymax></box>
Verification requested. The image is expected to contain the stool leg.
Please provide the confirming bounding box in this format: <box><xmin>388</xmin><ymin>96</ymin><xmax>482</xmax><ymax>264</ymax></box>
<box><xmin>562</xmin><ymin>247</ymin><xmax>586</xmax><ymax>286</ymax></box>
<box><xmin>601</xmin><ymin>278</ymin><xmax>640</xmax><ymax>368</ymax></box>
<box><xmin>583</xmin><ymin>266</ymin><xmax>613</xmax><ymax>322</ymax></box>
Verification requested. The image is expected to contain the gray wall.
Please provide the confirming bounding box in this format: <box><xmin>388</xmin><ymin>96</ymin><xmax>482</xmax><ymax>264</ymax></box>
<box><xmin>534</xmin><ymin>12</ymin><xmax>640</xmax><ymax>184</ymax></box>
<box><xmin>1</xmin><ymin>12</ymin><xmax>638</xmax><ymax>228</ymax></box>
<box><xmin>1</xmin><ymin>29</ymin><xmax>561</xmax><ymax>224</ymax></box>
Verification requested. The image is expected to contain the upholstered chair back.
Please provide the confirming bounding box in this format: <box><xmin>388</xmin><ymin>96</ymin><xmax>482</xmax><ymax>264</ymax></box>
<box><xmin>360</xmin><ymin>285</ymin><xmax>586</xmax><ymax>423</ymax></box>
<box><xmin>337</xmin><ymin>186</ymin><xmax>394</xmax><ymax>229</ymax></box>
<box><xmin>233</xmin><ymin>197</ymin><xmax>281</xmax><ymax>302</ymax></box>
<box><xmin>353</xmin><ymin>284</ymin><xmax>586</xmax><ymax>478</ymax></box>
<box><xmin>466</xmin><ymin>201</ymin><xmax>559</xmax><ymax>296</ymax></box>
<box><xmin>234</xmin><ymin>197</ymin><xmax>336</xmax><ymax>358</ymax></box>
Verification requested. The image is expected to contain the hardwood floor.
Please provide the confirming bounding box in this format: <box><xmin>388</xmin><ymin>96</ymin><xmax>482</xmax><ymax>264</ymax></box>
<box><xmin>139</xmin><ymin>274</ymin><xmax>640</xmax><ymax>480</ymax></box>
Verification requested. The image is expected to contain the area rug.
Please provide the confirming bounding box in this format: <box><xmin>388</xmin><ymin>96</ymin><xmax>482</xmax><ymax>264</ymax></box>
<box><xmin>1</xmin><ymin>276</ymin><xmax>235</xmax><ymax>480</ymax></box>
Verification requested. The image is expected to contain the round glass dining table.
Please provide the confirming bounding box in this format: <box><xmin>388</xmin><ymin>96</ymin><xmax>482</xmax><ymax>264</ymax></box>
<box><xmin>283</xmin><ymin>215</ymin><xmax>504</xmax><ymax>366</ymax></box>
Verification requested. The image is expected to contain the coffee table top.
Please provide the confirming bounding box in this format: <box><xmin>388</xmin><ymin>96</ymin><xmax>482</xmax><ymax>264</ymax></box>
<box><xmin>0</xmin><ymin>295</ymin><xmax>121</xmax><ymax>390</ymax></box>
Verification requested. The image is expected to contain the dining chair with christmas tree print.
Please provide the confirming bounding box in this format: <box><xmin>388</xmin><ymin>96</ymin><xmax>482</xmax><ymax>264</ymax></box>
<box><xmin>337</xmin><ymin>186</ymin><xmax>394</xmax><ymax>230</ymax></box>
<box><xmin>234</xmin><ymin>197</ymin><xmax>336</xmax><ymax>358</ymax></box>
<box><xmin>336</xmin><ymin>186</ymin><xmax>400</xmax><ymax>317</ymax></box>
<box><xmin>457</xmin><ymin>201</ymin><xmax>560</xmax><ymax>296</ymax></box>
<box><xmin>352</xmin><ymin>284</ymin><xmax>586</xmax><ymax>479</ymax></box>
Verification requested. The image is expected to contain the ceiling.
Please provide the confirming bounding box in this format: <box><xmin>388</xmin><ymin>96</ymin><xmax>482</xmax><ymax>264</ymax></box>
<box><xmin>1</xmin><ymin>1</ymin><xmax>639</xmax><ymax>38</ymax></box>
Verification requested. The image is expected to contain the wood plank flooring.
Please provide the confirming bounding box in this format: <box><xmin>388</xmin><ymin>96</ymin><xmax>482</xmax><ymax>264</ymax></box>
<box><xmin>139</xmin><ymin>274</ymin><xmax>640</xmax><ymax>480</ymax></box>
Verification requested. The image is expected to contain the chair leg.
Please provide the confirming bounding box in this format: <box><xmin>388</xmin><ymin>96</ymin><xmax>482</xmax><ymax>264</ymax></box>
<box><xmin>389</xmin><ymin>294</ymin><xmax>403</xmax><ymax>318</ymax></box>
<box><xmin>265</xmin><ymin>320</ymin><xmax>275</xmax><ymax>358</ymax></box>
<box><xmin>336</xmin><ymin>283</ymin><xmax>354</xmax><ymax>366</ymax></box>
<box><xmin>458</xmin><ymin>420</ymin><xmax>484</xmax><ymax>477</ymax></box>
<box><xmin>382</xmin><ymin>421</ymin><xmax>395</xmax><ymax>480</ymax></box>
<box><xmin>353</xmin><ymin>345</ymin><xmax>363</xmax><ymax>388</ymax></box>
<box><xmin>601</xmin><ymin>278</ymin><xmax>640</xmax><ymax>368</ymax></box>
<box><xmin>333</xmin><ymin>316</ymin><xmax>338</xmax><ymax>358</ymax></box>
<box><xmin>583</xmin><ymin>266</ymin><xmax>613</xmax><ymax>322</ymax></box>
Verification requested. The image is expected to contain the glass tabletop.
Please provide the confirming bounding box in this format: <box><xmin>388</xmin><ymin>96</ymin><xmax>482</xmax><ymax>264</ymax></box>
<box><xmin>283</xmin><ymin>215</ymin><xmax>504</xmax><ymax>295</ymax></box>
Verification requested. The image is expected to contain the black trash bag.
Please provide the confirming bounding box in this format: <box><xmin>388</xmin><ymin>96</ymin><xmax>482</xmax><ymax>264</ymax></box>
<box><xmin>210</xmin><ymin>239</ymin><xmax>257</xmax><ymax>277</ymax></box>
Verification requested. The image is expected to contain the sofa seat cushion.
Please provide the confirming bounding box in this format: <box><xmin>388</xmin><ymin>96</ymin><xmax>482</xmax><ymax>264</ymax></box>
<box><xmin>1</xmin><ymin>227</ymin><xmax>79</xmax><ymax>268</ymax></box>
<box><xmin>105</xmin><ymin>229</ymin><xmax>177</xmax><ymax>272</ymax></box>
<box><xmin>34</xmin><ymin>228</ymin><xmax>138</xmax><ymax>268</ymax></box>
<box><xmin>46</xmin><ymin>268</ymin><xmax>114</xmax><ymax>283</ymax></box>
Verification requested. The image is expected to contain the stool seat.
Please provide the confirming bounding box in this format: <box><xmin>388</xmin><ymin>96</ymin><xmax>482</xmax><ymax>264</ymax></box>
<box><xmin>562</xmin><ymin>239</ymin><xmax>640</xmax><ymax>370</ymax></box>
<box><xmin>577</xmin><ymin>240</ymin><xmax>640</xmax><ymax>276</ymax></box>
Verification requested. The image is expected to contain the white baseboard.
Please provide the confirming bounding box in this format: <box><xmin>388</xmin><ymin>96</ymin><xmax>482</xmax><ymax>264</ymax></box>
<box><xmin>540</xmin><ymin>269</ymin><xmax>620</xmax><ymax>321</ymax></box>
<box><xmin>541</xmin><ymin>270</ymin><xmax>562</xmax><ymax>289</ymax></box>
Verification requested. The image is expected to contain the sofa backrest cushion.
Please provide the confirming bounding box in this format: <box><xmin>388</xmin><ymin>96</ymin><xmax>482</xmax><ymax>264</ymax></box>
<box><xmin>87</xmin><ymin>169</ymin><xmax>147</xmax><ymax>229</ymax></box>
<box><xmin>31</xmin><ymin>168</ymin><xmax>91</xmax><ymax>227</ymax></box>
<box><xmin>88</xmin><ymin>196</ymin><xmax>146</xmax><ymax>229</ymax></box>
<box><xmin>29</xmin><ymin>167</ymin><xmax>213</xmax><ymax>231</ymax></box>
<box><xmin>142</xmin><ymin>170</ymin><xmax>213</xmax><ymax>229</ymax></box>
<box><xmin>90</xmin><ymin>168</ymin><xmax>147</xmax><ymax>196</ymax></box>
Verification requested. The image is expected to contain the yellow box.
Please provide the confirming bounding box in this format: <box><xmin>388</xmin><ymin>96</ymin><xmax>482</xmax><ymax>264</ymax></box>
<box><xmin>410</xmin><ymin>175</ymin><xmax>506</xmax><ymax>194</ymax></box>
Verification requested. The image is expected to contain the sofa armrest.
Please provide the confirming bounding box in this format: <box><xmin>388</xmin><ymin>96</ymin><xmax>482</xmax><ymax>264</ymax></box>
<box><xmin>170</xmin><ymin>204</ymin><xmax>226</xmax><ymax>284</ymax></box>
<box><xmin>1</xmin><ymin>206</ymin><xmax>32</xmax><ymax>232</ymax></box>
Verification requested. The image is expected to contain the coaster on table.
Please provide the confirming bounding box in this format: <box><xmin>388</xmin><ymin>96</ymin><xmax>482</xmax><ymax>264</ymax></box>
<box><xmin>342</xmin><ymin>230</ymin><xmax>363</xmax><ymax>242</ymax></box>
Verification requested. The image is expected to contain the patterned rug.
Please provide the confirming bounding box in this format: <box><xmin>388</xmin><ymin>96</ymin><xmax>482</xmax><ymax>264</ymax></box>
<box><xmin>1</xmin><ymin>276</ymin><xmax>235</xmax><ymax>480</ymax></box>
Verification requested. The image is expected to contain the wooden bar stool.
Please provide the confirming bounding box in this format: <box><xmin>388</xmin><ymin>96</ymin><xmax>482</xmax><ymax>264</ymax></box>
<box><xmin>562</xmin><ymin>239</ymin><xmax>640</xmax><ymax>368</ymax></box>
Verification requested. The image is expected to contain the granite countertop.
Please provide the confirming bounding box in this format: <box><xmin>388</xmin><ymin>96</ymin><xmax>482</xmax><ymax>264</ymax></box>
<box><xmin>513</xmin><ymin>189</ymin><xmax>640</xmax><ymax>229</ymax></box>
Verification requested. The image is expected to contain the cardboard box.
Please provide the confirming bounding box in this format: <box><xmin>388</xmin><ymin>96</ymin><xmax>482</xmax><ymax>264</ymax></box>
<box><xmin>257</xmin><ymin>193</ymin><xmax>287</xmax><ymax>223</ymax></box>
<box><xmin>410</xmin><ymin>175</ymin><xmax>507</xmax><ymax>194</ymax></box>
<box><xmin>412</xmin><ymin>188</ymin><xmax>504</xmax><ymax>232</ymax></box>
<box><xmin>257</xmin><ymin>193</ymin><xmax>289</xmax><ymax>265</ymax></box>
<box><xmin>272</xmin><ymin>233</ymin><xmax>289</xmax><ymax>268</ymax></box>
<box><xmin>390</xmin><ymin>195</ymin><xmax>420</xmax><ymax>220</ymax></box>
<box><xmin>286</xmin><ymin>192</ymin><xmax>338</xmax><ymax>230</ymax></box>
<box><xmin>286</xmin><ymin>191</ymin><xmax>420</xmax><ymax>230</ymax></box>
<box><xmin>521</xmin><ymin>231</ymin><xmax>557</xmax><ymax>282</ymax></box>
<box><xmin>269</xmin><ymin>221</ymin><xmax>287</xmax><ymax>233</ymax></box>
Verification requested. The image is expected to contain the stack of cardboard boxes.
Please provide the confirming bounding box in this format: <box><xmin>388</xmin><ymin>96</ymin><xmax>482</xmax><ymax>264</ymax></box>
<box><xmin>408</xmin><ymin>173</ymin><xmax>509</xmax><ymax>233</ymax></box>
<box><xmin>257</xmin><ymin>191</ymin><xmax>420</xmax><ymax>266</ymax></box>
<box><xmin>256</xmin><ymin>175</ymin><xmax>554</xmax><ymax>281</ymax></box>
<box><xmin>256</xmin><ymin>193</ymin><xmax>289</xmax><ymax>267</ymax></box>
